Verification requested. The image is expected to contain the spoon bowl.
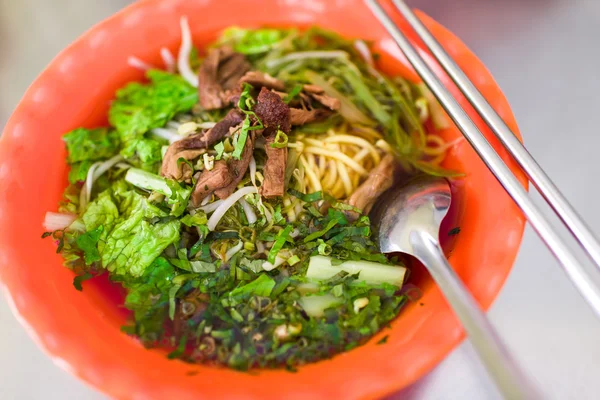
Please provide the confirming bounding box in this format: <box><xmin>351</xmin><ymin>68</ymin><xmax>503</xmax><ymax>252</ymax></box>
<box><xmin>371</xmin><ymin>176</ymin><xmax>538</xmax><ymax>399</ymax></box>
<box><xmin>371</xmin><ymin>176</ymin><xmax>451</xmax><ymax>257</ymax></box>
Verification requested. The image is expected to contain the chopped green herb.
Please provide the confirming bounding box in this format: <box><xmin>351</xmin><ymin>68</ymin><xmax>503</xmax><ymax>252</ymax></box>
<box><xmin>268</xmin><ymin>226</ymin><xmax>293</xmax><ymax>264</ymax></box>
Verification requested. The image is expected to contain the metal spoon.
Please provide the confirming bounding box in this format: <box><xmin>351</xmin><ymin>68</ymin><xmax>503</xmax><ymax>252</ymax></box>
<box><xmin>370</xmin><ymin>176</ymin><xmax>539</xmax><ymax>400</ymax></box>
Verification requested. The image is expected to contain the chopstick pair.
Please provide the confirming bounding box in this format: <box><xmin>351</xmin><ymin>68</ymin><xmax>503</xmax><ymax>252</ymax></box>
<box><xmin>365</xmin><ymin>0</ymin><xmax>600</xmax><ymax>316</ymax></box>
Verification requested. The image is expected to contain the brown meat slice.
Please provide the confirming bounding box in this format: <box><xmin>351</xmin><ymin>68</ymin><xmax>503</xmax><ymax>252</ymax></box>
<box><xmin>214</xmin><ymin>132</ymin><xmax>256</xmax><ymax>199</ymax></box>
<box><xmin>302</xmin><ymin>83</ymin><xmax>340</xmax><ymax>110</ymax></box>
<box><xmin>161</xmin><ymin>146</ymin><xmax>205</xmax><ymax>181</ymax></box>
<box><xmin>160</xmin><ymin>110</ymin><xmax>244</xmax><ymax>181</ymax></box>
<box><xmin>289</xmin><ymin>108</ymin><xmax>332</xmax><ymax>126</ymax></box>
<box><xmin>254</xmin><ymin>87</ymin><xmax>291</xmax><ymax>133</ymax></box>
<box><xmin>261</xmin><ymin>135</ymin><xmax>288</xmax><ymax>198</ymax></box>
<box><xmin>253</xmin><ymin>87</ymin><xmax>291</xmax><ymax>198</ymax></box>
<box><xmin>200</xmin><ymin>109</ymin><xmax>244</xmax><ymax>147</ymax></box>
<box><xmin>238</xmin><ymin>71</ymin><xmax>285</xmax><ymax>91</ymax></box>
<box><xmin>310</xmin><ymin>93</ymin><xmax>341</xmax><ymax>110</ymax></box>
<box><xmin>303</xmin><ymin>84</ymin><xmax>325</xmax><ymax>94</ymax></box>
<box><xmin>347</xmin><ymin>154</ymin><xmax>396</xmax><ymax>214</ymax></box>
<box><xmin>191</xmin><ymin>162</ymin><xmax>233</xmax><ymax>206</ymax></box>
<box><xmin>198</xmin><ymin>47</ymin><xmax>250</xmax><ymax>110</ymax></box>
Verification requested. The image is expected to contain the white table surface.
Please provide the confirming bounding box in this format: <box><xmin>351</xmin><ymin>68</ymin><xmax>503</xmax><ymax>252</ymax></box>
<box><xmin>2</xmin><ymin>0</ymin><xmax>600</xmax><ymax>399</ymax></box>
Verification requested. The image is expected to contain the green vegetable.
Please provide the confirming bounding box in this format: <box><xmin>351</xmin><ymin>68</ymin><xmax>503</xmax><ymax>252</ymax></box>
<box><xmin>220</xmin><ymin>27</ymin><xmax>288</xmax><ymax>54</ymax></box>
<box><xmin>109</xmin><ymin>70</ymin><xmax>197</xmax><ymax>157</ymax></box>
<box><xmin>231</xmin><ymin>83</ymin><xmax>264</xmax><ymax>160</ymax></box>
<box><xmin>283</xmin><ymin>84</ymin><xmax>303</xmax><ymax>103</ymax></box>
<box><xmin>75</xmin><ymin>225</ymin><xmax>104</xmax><ymax>265</ymax></box>
<box><xmin>125</xmin><ymin>168</ymin><xmax>171</xmax><ymax>195</ymax></box>
<box><xmin>270</xmin><ymin>130</ymin><xmax>288</xmax><ymax>149</ymax></box>
<box><xmin>133</xmin><ymin>138</ymin><xmax>164</xmax><ymax>171</ymax></box>
<box><xmin>63</xmin><ymin>127</ymin><xmax>120</xmax><ymax>164</ymax></box>
<box><xmin>101</xmin><ymin>192</ymin><xmax>180</xmax><ymax>277</ymax></box>
<box><xmin>68</xmin><ymin>160</ymin><xmax>93</xmax><ymax>184</ymax></box>
<box><xmin>232</xmin><ymin>118</ymin><xmax>250</xmax><ymax>160</ymax></box>
<box><xmin>267</xmin><ymin>225</ymin><xmax>293</xmax><ymax>264</ymax></box>
<box><xmin>287</xmin><ymin>189</ymin><xmax>323</xmax><ymax>203</ymax></box>
<box><xmin>214</xmin><ymin>141</ymin><xmax>225</xmax><ymax>160</ymax></box>
<box><xmin>229</xmin><ymin>274</ymin><xmax>276</xmax><ymax>300</ymax></box>
<box><xmin>306</xmin><ymin>256</ymin><xmax>406</xmax><ymax>287</ymax></box>
<box><xmin>125</xmin><ymin>168</ymin><xmax>194</xmax><ymax>215</ymax></box>
<box><xmin>298</xmin><ymin>294</ymin><xmax>343</xmax><ymax>317</ymax></box>
<box><xmin>81</xmin><ymin>190</ymin><xmax>119</xmax><ymax>232</ymax></box>
<box><xmin>180</xmin><ymin>212</ymin><xmax>208</xmax><ymax>227</ymax></box>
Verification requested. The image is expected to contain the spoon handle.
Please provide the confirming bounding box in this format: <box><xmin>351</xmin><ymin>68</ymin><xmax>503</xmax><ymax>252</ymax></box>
<box><xmin>410</xmin><ymin>230</ymin><xmax>540</xmax><ymax>400</ymax></box>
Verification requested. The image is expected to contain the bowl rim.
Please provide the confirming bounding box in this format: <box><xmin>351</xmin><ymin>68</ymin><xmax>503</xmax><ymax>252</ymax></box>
<box><xmin>0</xmin><ymin>0</ymin><xmax>528</xmax><ymax>399</ymax></box>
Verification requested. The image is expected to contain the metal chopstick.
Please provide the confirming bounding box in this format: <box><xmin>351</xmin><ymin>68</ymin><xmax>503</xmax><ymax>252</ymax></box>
<box><xmin>364</xmin><ymin>0</ymin><xmax>600</xmax><ymax>317</ymax></box>
<box><xmin>389</xmin><ymin>0</ymin><xmax>600</xmax><ymax>275</ymax></box>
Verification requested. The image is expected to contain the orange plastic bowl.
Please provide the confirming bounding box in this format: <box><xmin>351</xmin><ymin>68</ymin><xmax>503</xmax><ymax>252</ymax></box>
<box><xmin>0</xmin><ymin>0</ymin><xmax>527</xmax><ymax>398</ymax></box>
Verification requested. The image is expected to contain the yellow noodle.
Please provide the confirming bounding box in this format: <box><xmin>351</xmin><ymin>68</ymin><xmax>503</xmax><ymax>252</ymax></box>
<box><xmin>303</xmin><ymin>138</ymin><xmax>325</xmax><ymax>147</ymax></box>
<box><xmin>375</xmin><ymin>139</ymin><xmax>394</xmax><ymax>154</ymax></box>
<box><xmin>336</xmin><ymin>160</ymin><xmax>353</xmax><ymax>197</ymax></box>
<box><xmin>322</xmin><ymin>159</ymin><xmax>338</xmax><ymax>188</ymax></box>
<box><xmin>287</xmin><ymin>142</ymin><xmax>304</xmax><ymax>150</ymax></box>
<box><xmin>324</xmin><ymin>135</ymin><xmax>381</xmax><ymax>164</ymax></box>
<box><xmin>303</xmin><ymin>146</ymin><xmax>368</xmax><ymax>176</ymax></box>
<box><xmin>318</xmin><ymin>154</ymin><xmax>326</xmax><ymax>172</ymax></box>
<box><xmin>331</xmin><ymin>179</ymin><xmax>345</xmax><ymax>198</ymax></box>
<box><xmin>300</xmin><ymin>154</ymin><xmax>322</xmax><ymax>192</ymax></box>
<box><xmin>353</xmin><ymin>147</ymin><xmax>371</xmax><ymax>163</ymax></box>
<box><xmin>307</xmin><ymin>152</ymin><xmax>317</xmax><ymax>172</ymax></box>
<box><xmin>351</xmin><ymin>172</ymin><xmax>360</xmax><ymax>189</ymax></box>
<box><xmin>293</xmin><ymin>168</ymin><xmax>306</xmax><ymax>193</ymax></box>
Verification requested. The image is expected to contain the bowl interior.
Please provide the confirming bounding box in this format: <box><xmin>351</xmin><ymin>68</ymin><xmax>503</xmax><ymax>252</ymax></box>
<box><xmin>0</xmin><ymin>0</ymin><xmax>527</xmax><ymax>399</ymax></box>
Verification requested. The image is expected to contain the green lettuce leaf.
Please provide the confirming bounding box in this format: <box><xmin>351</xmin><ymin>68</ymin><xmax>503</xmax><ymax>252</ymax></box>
<box><xmin>133</xmin><ymin>138</ymin><xmax>164</xmax><ymax>172</ymax></box>
<box><xmin>63</xmin><ymin>127</ymin><xmax>120</xmax><ymax>164</ymax></box>
<box><xmin>109</xmin><ymin>70</ymin><xmax>198</xmax><ymax>157</ymax></box>
<box><xmin>68</xmin><ymin>160</ymin><xmax>93</xmax><ymax>184</ymax></box>
<box><xmin>82</xmin><ymin>190</ymin><xmax>120</xmax><ymax>232</ymax></box>
<box><xmin>122</xmin><ymin>257</ymin><xmax>176</xmax><ymax>340</ymax></box>
<box><xmin>101</xmin><ymin>191</ymin><xmax>180</xmax><ymax>277</ymax></box>
<box><xmin>76</xmin><ymin>225</ymin><xmax>104</xmax><ymax>265</ymax></box>
<box><xmin>219</xmin><ymin>27</ymin><xmax>288</xmax><ymax>54</ymax></box>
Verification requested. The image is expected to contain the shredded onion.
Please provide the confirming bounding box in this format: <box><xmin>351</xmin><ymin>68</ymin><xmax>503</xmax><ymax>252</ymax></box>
<box><xmin>178</xmin><ymin>17</ymin><xmax>199</xmax><ymax>87</ymax></box>
<box><xmin>79</xmin><ymin>155</ymin><xmax>126</xmax><ymax>210</ymax></box>
<box><xmin>160</xmin><ymin>47</ymin><xmax>176</xmax><ymax>73</ymax></box>
<box><xmin>207</xmin><ymin>186</ymin><xmax>258</xmax><ymax>230</ymax></box>
<box><xmin>151</xmin><ymin>127</ymin><xmax>181</xmax><ymax>143</ymax></box>
<box><xmin>167</xmin><ymin>121</ymin><xmax>181</xmax><ymax>130</ymax></box>
<box><xmin>262</xmin><ymin>202</ymin><xmax>273</xmax><ymax>223</ymax></box>
<box><xmin>197</xmin><ymin>122</ymin><xmax>217</xmax><ymax>129</ymax></box>
<box><xmin>239</xmin><ymin>198</ymin><xmax>257</xmax><ymax>224</ymax></box>
<box><xmin>79</xmin><ymin>162</ymin><xmax>101</xmax><ymax>210</ymax></box>
<box><xmin>92</xmin><ymin>155</ymin><xmax>125</xmax><ymax>181</ymax></box>
<box><xmin>43</xmin><ymin>212</ymin><xmax>77</xmax><ymax>231</ymax></box>
<box><xmin>262</xmin><ymin>256</ymin><xmax>286</xmax><ymax>271</ymax></box>
<box><xmin>199</xmin><ymin>199</ymin><xmax>224</xmax><ymax>213</ymax></box>
<box><xmin>249</xmin><ymin>156</ymin><xmax>257</xmax><ymax>187</ymax></box>
<box><xmin>200</xmin><ymin>195</ymin><xmax>212</xmax><ymax>206</ymax></box>
<box><xmin>127</xmin><ymin>56</ymin><xmax>155</xmax><ymax>71</ymax></box>
<box><xmin>224</xmin><ymin>241</ymin><xmax>243</xmax><ymax>262</ymax></box>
